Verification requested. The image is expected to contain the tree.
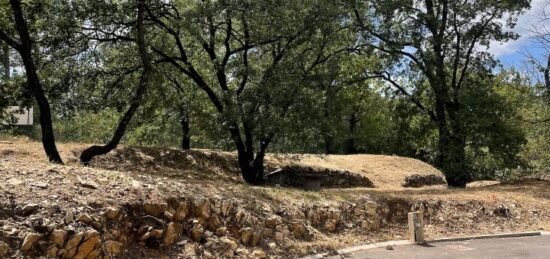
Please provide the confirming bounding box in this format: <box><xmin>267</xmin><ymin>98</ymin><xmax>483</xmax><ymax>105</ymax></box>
<box><xmin>351</xmin><ymin>0</ymin><xmax>531</xmax><ymax>187</ymax></box>
<box><xmin>79</xmin><ymin>0</ymin><xmax>153</xmax><ymax>164</ymax></box>
<box><xmin>148</xmin><ymin>0</ymin><xmax>343</xmax><ymax>184</ymax></box>
<box><xmin>0</xmin><ymin>0</ymin><xmax>63</xmax><ymax>164</ymax></box>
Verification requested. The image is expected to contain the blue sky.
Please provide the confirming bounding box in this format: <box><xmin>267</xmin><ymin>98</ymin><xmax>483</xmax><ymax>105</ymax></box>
<box><xmin>490</xmin><ymin>0</ymin><xmax>549</xmax><ymax>68</ymax></box>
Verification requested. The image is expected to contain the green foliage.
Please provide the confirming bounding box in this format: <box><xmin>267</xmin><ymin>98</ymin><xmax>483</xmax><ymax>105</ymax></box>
<box><xmin>53</xmin><ymin>109</ymin><xmax>121</xmax><ymax>143</ymax></box>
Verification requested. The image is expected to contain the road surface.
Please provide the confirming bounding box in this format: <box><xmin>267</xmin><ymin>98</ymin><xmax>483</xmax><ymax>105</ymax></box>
<box><xmin>329</xmin><ymin>235</ymin><xmax>550</xmax><ymax>259</ymax></box>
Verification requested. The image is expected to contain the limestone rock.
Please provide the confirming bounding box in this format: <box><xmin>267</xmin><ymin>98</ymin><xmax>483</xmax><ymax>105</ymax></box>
<box><xmin>252</xmin><ymin>249</ymin><xmax>267</xmax><ymax>258</ymax></box>
<box><xmin>64</xmin><ymin>232</ymin><xmax>85</xmax><ymax>257</ymax></box>
<box><xmin>174</xmin><ymin>200</ymin><xmax>191</xmax><ymax>221</ymax></box>
<box><xmin>164</xmin><ymin>211</ymin><xmax>174</xmax><ymax>220</ymax></box>
<box><xmin>151</xmin><ymin>229</ymin><xmax>164</xmax><ymax>239</ymax></box>
<box><xmin>220</xmin><ymin>237</ymin><xmax>238</xmax><ymax>251</ymax></box>
<box><xmin>47</xmin><ymin>245</ymin><xmax>59</xmax><ymax>257</ymax></box>
<box><xmin>163</xmin><ymin>222</ymin><xmax>179</xmax><ymax>246</ymax></box>
<box><xmin>103</xmin><ymin>241</ymin><xmax>123</xmax><ymax>254</ymax></box>
<box><xmin>183</xmin><ymin>243</ymin><xmax>199</xmax><ymax>257</ymax></box>
<box><xmin>103</xmin><ymin>207</ymin><xmax>120</xmax><ymax>220</ymax></box>
<box><xmin>191</xmin><ymin>226</ymin><xmax>203</xmax><ymax>242</ymax></box>
<box><xmin>77</xmin><ymin>177</ymin><xmax>98</xmax><ymax>189</ymax></box>
<box><xmin>274</xmin><ymin>232</ymin><xmax>284</xmax><ymax>241</ymax></box>
<box><xmin>194</xmin><ymin>199</ymin><xmax>211</xmax><ymax>219</ymax></box>
<box><xmin>51</xmin><ymin>229</ymin><xmax>67</xmax><ymax>247</ymax></box>
<box><xmin>143</xmin><ymin>202</ymin><xmax>168</xmax><ymax>217</ymax></box>
<box><xmin>0</xmin><ymin>242</ymin><xmax>9</xmax><ymax>257</ymax></box>
<box><xmin>265</xmin><ymin>215</ymin><xmax>281</xmax><ymax>228</ymax></box>
<box><xmin>366</xmin><ymin>201</ymin><xmax>378</xmax><ymax>216</ymax></box>
<box><xmin>20</xmin><ymin>203</ymin><xmax>39</xmax><ymax>216</ymax></box>
<box><xmin>73</xmin><ymin>230</ymin><xmax>100</xmax><ymax>259</ymax></box>
<box><xmin>65</xmin><ymin>210</ymin><xmax>75</xmax><ymax>224</ymax></box>
<box><xmin>291</xmin><ymin>222</ymin><xmax>308</xmax><ymax>238</ymax></box>
<box><xmin>216</xmin><ymin>227</ymin><xmax>227</xmax><ymax>236</ymax></box>
<box><xmin>240</xmin><ymin>228</ymin><xmax>255</xmax><ymax>245</ymax></box>
<box><xmin>221</xmin><ymin>202</ymin><xmax>233</xmax><ymax>216</ymax></box>
<box><xmin>21</xmin><ymin>232</ymin><xmax>41</xmax><ymax>251</ymax></box>
<box><xmin>325</xmin><ymin>220</ymin><xmax>337</xmax><ymax>232</ymax></box>
<box><xmin>402</xmin><ymin>174</ymin><xmax>446</xmax><ymax>188</ymax></box>
<box><xmin>78</xmin><ymin>213</ymin><xmax>94</xmax><ymax>224</ymax></box>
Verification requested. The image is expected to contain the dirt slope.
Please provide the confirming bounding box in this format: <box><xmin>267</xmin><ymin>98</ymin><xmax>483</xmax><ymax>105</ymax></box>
<box><xmin>1</xmin><ymin>139</ymin><xmax>549</xmax><ymax>259</ymax></box>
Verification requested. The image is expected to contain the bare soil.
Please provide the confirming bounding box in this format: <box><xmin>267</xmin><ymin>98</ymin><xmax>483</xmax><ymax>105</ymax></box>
<box><xmin>1</xmin><ymin>138</ymin><xmax>549</xmax><ymax>258</ymax></box>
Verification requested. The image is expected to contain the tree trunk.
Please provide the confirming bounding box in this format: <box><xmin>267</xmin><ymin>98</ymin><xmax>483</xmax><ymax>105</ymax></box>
<box><xmin>80</xmin><ymin>0</ymin><xmax>152</xmax><ymax>165</ymax></box>
<box><xmin>345</xmin><ymin>110</ymin><xmax>358</xmax><ymax>154</ymax></box>
<box><xmin>544</xmin><ymin>54</ymin><xmax>550</xmax><ymax>100</ymax></box>
<box><xmin>228</xmin><ymin>123</ymin><xmax>269</xmax><ymax>185</ymax></box>
<box><xmin>9</xmin><ymin>0</ymin><xmax>63</xmax><ymax>164</ymax></box>
<box><xmin>180</xmin><ymin>113</ymin><xmax>190</xmax><ymax>150</ymax></box>
<box><xmin>434</xmin><ymin>93</ymin><xmax>469</xmax><ymax>187</ymax></box>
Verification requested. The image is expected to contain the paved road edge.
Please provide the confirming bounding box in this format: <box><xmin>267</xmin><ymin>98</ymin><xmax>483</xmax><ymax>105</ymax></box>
<box><xmin>301</xmin><ymin>231</ymin><xmax>544</xmax><ymax>259</ymax></box>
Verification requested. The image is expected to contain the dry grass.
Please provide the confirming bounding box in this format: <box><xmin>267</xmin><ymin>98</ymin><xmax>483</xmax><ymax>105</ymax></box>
<box><xmin>267</xmin><ymin>153</ymin><xmax>444</xmax><ymax>189</ymax></box>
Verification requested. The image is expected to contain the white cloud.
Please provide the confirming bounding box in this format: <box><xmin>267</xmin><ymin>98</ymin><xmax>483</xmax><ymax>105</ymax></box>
<box><xmin>489</xmin><ymin>0</ymin><xmax>549</xmax><ymax>57</ymax></box>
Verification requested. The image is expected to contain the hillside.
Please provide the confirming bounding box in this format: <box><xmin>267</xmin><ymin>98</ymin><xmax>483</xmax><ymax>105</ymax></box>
<box><xmin>0</xmin><ymin>139</ymin><xmax>549</xmax><ymax>258</ymax></box>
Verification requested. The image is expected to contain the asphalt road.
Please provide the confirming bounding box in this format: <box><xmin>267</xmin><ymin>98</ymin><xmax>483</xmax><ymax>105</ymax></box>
<box><xmin>332</xmin><ymin>235</ymin><xmax>550</xmax><ymax>259</ymax></box>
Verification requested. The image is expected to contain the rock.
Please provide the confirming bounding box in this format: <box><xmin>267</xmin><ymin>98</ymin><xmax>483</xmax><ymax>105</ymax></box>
<box><xmin>194</xmin><ymin>199</ymin><xmax>211</xmax><ymax>219</ymax></box>
<box><xmin>386</xmin><ymin>244</ymin><xmax>394</xmax><ymax>250</ymax></box>
<box><xmin>77</xmin><ymin>177</ymin><xmax>98</xmax><ymax>189</ymax></box>
<box><xmin>191</xmin><ymin>226</ymin><xmax>203</xmax><ymax>242</ymax></box>
<box><xmin>366</xmin><ymin>201</ymin><xmax>378</xmax><ymax>216</ymax></box>
<box><xmin>265</xmin><ymin>215</ymin><xmax>281</xmax><ymax>228</ymax></box>
<box><xmin>291</xmin><ymin>222</ymin><xmax>308</xmax><ymax>238</ymax></box>
<box><xmin>78</xmin><ymin>213</ymin><xmax>94</xmax><ymax>224</ymax></box>
<box><xmin>221</xmin><ymin>202</ymin><xmax>233</xmax><ymax>216</ymax></box>
<box><xmin>65</xmin><ymin>210</ymin><xmax>75</xmax><ymax>224</ymax></box>
<box><xmin>164</xmin><ymin>211</ymin><xmax>174</xmax><ymax>220</ymax></box>
<box><xmin>240</xmin><ymin>227</ymin><xmax>255</xmax><ymax>245</ymax></box>
<box><xmin>7</xmin><ymin>178</ymin><xmax>23</xmax><ymax>186</ymax></box>
<box><xmin>251</xmin><ymin>233</ymin><xmax>261</xmax><ymax>246</ymax></box>
<box><xmin>0</xmin><ymin>242</ymin><xmax>9</xmax><ymax>257</ymax></box>
<box><xmin>139</xmin><ymin>231</ymin><xmax>151</xmax><ymax>241</ymax></box>
<box><xmin>494</xmin><ymin>206</ymin><xmax>512</xmax><ymax>218</ymax></box>
<box><xmin>143</xmin><ymin>202</ymin><xmax>168</xmax><ymax>217</ymax></box>
<box><xmin>325</xmin><ymin>220</ymin><xmax>337</xmax><ymax>232</ymax></box>
<box><xmin>252</xmin><ymin>249</ymin><xmax>267</xmax><ymax>258</ymax></box>
<box><xmin>163</xmin><ymin>222</ymin><xmax>179</xmax><ymax>246</ymax></box>
<box><xmin>220</xmin><ymin>237</ymin><xmax>239</xmax><ymax>251</ymax></box>
<box><xmin>64</xmin><ymin>232</ymin><xmax>85</xmax><ymax>257</ymax></box>
<box><xmin>74</xmin><ymin>230</ymin><xmax>100</xmax><ymax>259</ymax></box>
<box><xmin>268</xmin><ymin>242</ymin><xmax>277</xmax><ymax>249</ymax></box>
<box><xmin>402</xmin><ymin>174</ymin><xmax>447</xmax><ymax>188</ymax></box>
<box><xmin>216</xmin><ymin>227</ymin><xmax>227</xmax><ymax>236</ymax></box>
<box><xmin>51</xmin><ymin>229</ymin><xmax>67</xmax><ymax>247</ymax></box>
<box><xmin>103</xmin><ymin>207</ymin><xmax>120</xmax><ymax>220</ymax></box>
<box><xmin>183</xmin><ymin>243</ymin><xmax>198</xmax><ymax>257</ymax></box>
<box><xmin>131</xmin><ymin>180</ymin><xmax>143</xmax><ymax>189</ymax></box>
<box><xmin>31</xmin><ymin>182</ymin><xmax>49</xmax><ymax>189</ymax></box>
<box><xmin>47</xmin><ymin>245</ymin><xmax>59</xmax><ymax>257</ymax></box>
<box><xmin>21</xmin><ymin>232</ymin><xmax>42</xmax><ymax>251</ymax></box>
<box><xmin>103</xmin><ymin>241</ymin><xmax>123</xmax><ymax>254</ymax></box>
<box><xmin>151</xmin><ymin>229</ymin><xmax>164</xmax><ymax>239</ymax></box>
<box><xmin>174</xmin><ymin>200</ymin><xmax>191</xmax><ymax>221</ymax></box>
<box><xmin>20</xmin><ymin>203</ymin><xmax>39</xmax><ymax>216</ymax></box>
<box><xmin>274</xmin><ymin>232</ymin><xmax>284</xmax><ymax>241</ymax></box>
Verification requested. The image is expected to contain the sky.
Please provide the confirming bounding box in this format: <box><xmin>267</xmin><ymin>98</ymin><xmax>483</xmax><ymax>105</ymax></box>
<box><xmin>490</xmin><ymin>0</ymin><xmax>550</xmax><ymax>68</ymax></box>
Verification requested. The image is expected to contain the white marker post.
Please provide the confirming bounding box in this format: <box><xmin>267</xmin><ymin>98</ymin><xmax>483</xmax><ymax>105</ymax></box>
<box><xmin>408</xmin><ymin>211</ymin><xmax>425</xmax><ymax>244</ymax></box>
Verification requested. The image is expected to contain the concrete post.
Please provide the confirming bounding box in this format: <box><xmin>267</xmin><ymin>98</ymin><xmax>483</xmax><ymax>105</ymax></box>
<box><xmin>408</xmin><ymin>211</ymin><xmax>425</xmax><ymax>244</ymax></box>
